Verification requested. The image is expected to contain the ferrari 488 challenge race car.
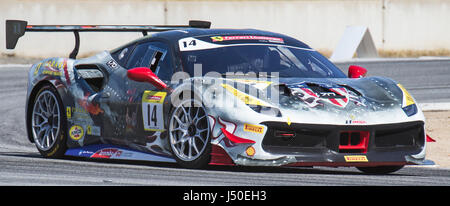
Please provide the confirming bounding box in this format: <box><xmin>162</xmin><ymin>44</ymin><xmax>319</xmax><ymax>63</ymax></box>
<box><xmin>6</xmin><ymin>19</ymin><xmax>430</xmax><ymax>174</ymax></box>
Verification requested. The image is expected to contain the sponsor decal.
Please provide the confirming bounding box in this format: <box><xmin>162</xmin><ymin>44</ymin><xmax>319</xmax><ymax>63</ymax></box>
<box><xmin>243</xmin><ymin>123</ymin><xmax>264</xmax><ymax>134</ymax></box>
<box><xmin>64</xmin><ymin>145</ymin><xmax>177</xmax><ymax>163</ymax></box>
<box><xmin>69</xmin><ymin>125</ymin><xmax>84</xmax><ymax>141</ymax></box>
<box><xmin>147</xmin><ymin>95</ymin><xmax>162</xmax><ymax>102</ymax></box>
<box><xmin>210</xmin><ymin>35</ymin><xmax>284</xmax><ymax>43</ymax></box>
<box><xmin>87</xmin><ymin>125</ymin><xmax>101</xmax><ymax>136</ymax></box>
<box><xmin>344</xmin><ymin>155</ymin><xmax>368</xmax><ymax>162</ymax></box>
<box><xmin>66</xmin><ymin>107</ymin><xmax>72</xmax><ymax>119</ymax></box>
<box><xmin>345</xmin><ymin>115</ymin><xmax>367</xmax><ymax>124</ymax></box>
<box><xmin>246</xmin><ymin>146</ymin><xmax>256</xmax><ymax>156</ymax></box>
<box><xmin>142</xmin><ymin>91</ymin><xmax>167</xmax><ymax>104</ymax></box>
<box><xmin>179</xmin><ymin>36</ymin><xmax>285</xmax><ymax>52</ymax></box>
<box><xmin>45</xmin><ymin>60</ymin><xmax>64</xmax><ymax>69</ymax></box>
<box><xmin>345</xmin><ymin>120</ymin><xmax>367</xmax><ymax>124</ymax></box>
<box><xmin>142</xmin><ymin>91</ymin><xmax>167</xmax><ymax>131</ymax></box>
<box><xmin>40</xmin><ymin>59</ymin><xmax>67</xmax><ymax>76</ymax></box>
<box><xmin>106</xmin><ymin>59</ymin><xmax>118</xmax><ymax>69</ymax></box>
<box><xmin>66</xmin><ymin>106</ymin><xmax>90</xmax><ymax>121</ymax></box>
<box><xmin>91</xmin><ymin>148</ymin><xmax>123</xmax><ymax>159</ymax></box>
<box><xmin>78</xmin><ymin>150</ymin><xmax>94</xmax><ymax>156</ymax></box>
<box><xmin>42</xmin><ymin>69</ymin><xmax>61</xmax><ymax>76</ymax></box>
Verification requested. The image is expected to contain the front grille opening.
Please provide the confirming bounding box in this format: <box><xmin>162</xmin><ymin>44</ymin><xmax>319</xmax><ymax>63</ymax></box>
<box><xmin>269</xmin><ymin>129</ymin><xmax>325</xmax><ymax>147</ymax></box>
<box><xmin>339</xmin><ymin>131</ymin><xmax>369</xmax><ymax>153</ymax></box>
<box><xmin>261</xmin><ymin>125</ymin><xmax>328</xmax><ymax>154</ymax></box>
<box><xmin>375</xmin><ymin>125</ymin><xmax>424</xmax><ymax>148</ymax></box>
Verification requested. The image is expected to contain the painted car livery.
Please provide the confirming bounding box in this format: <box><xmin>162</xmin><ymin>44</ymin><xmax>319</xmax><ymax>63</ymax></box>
<box><xmin>11</xmin><ymin>20</ymin><xmax>429</xmax><ymax>174</ymax></box>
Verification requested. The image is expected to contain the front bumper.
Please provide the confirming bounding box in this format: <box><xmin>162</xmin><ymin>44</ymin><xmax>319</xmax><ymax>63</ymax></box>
<box><xmin>229</xmin><ymin>121</ymin><xmax>426</xmax><ymax>167</ymax></box>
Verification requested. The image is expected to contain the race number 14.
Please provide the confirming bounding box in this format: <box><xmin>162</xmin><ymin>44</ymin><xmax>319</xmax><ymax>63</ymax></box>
<box><xmin>142</xmin><ymin>91</ymin><xmax>167</xmax><ymax>131</ymax></box>
<box><xmin>182</xmin><ymin>39</ymin><xmax>196</xmax><ymax>48</ymax></box>
<box><xmin>146</xmin><ymin>104</ymin><xmax>158</xmax><ymax>128</ymax></box>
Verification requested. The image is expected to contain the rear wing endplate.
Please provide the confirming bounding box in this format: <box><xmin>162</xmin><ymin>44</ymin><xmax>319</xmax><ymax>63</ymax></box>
<box><xmin>5</xmin><ymin>20</ymin><xmax>211</xmax><ymax>59</ymax></box>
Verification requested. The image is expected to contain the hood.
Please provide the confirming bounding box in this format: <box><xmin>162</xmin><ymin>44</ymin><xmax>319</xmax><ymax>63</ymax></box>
<box><xmin>275</xmin><ymin>77</ymin><xmax>404</xmax><ymax>113</ymax></box>
<box><xmin>198</xmin><ymin>76</ymin><xmax>420</xmax><ymax>125</ymax></box>
<box><xmin>215</xmin><ymin>76</ymin><xmax>404</xmax><ymax>113</ymax></box>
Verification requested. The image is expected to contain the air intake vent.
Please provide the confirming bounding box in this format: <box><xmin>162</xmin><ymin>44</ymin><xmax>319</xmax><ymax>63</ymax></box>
<box><xmin>339</xmin><ymin>131</ymin><xmax>369</xmax><ymax>153</ymax></box>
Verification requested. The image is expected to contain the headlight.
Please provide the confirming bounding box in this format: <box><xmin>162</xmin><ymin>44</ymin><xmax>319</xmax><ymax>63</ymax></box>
<box><xmin>402</xmin><ymin>104</ymin><xmax>418</xmax><ymax>117</ymax></box>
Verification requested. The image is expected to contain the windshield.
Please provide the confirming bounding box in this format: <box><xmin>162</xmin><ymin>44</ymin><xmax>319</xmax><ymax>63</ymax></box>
<box><xmin>180</xmin><ymin>44</ymin><xmax>346</xmax><ymax>78</ymax></box>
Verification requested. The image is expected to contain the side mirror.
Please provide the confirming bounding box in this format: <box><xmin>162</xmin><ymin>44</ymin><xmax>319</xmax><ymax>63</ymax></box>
<box><xmin>348</xmin><ymin>65</ymin><xmax>368</xmax><ymax>78</ymax></box>
<box><xmin>127</xmin><ymin>67</ymin><xmax>167</xmax><ymax>90</ymax></box>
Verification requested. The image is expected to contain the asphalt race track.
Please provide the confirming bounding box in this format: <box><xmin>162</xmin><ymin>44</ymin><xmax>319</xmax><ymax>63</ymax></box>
<box><xmin>0</xmin><ymin>59</ymin><xmax>449</xmax><ymax>186</ymax></box>
<box><xmin>335</xmin><ymin>59</ymin><xmax>450</xmax><ymax>103</ymax></box>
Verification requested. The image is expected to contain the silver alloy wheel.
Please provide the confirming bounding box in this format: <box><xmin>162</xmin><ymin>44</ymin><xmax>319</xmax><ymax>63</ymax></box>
<box><xmin>31</xmin><ymin>90</ymin><xmax>61</xmax><ymax>151</ymax></box>
<box><xmin>169</xmin><ymin>100</ymin><xmax>210</xmax><ymax>162</ymax></box>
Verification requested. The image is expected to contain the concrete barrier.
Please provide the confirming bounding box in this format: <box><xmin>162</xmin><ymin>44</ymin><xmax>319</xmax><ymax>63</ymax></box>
<box><xmin>1</xmin><ymin>0</ymin><xmax>449</xmax><ymax>58</ymax></box>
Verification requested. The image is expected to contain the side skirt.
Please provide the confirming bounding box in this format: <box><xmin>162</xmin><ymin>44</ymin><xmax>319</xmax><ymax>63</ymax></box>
<box><xmin>65</xmin><ymin>144</ymin><xmax>176</xmax><ymax>163</ymax></box>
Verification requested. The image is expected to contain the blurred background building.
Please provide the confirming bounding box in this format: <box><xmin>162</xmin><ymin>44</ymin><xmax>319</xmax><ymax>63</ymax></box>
<box><xmin>1</xmin><ymin>0</ymin><xmax>449</xmax><ymax>59</ymax></box>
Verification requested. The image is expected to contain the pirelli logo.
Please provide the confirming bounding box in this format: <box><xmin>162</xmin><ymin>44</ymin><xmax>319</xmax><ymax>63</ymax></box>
<box><xmin>243</xmin><ymin>124</ymin><xmax>264</xmax><ymax>134</ymax></box>
<box><xmin>344</xmin><ymin>155</ymin><xmax>368</xmax><ymax>162</ymax></box>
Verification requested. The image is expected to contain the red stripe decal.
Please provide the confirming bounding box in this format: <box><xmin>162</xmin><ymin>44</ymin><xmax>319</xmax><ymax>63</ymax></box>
<box><xmin>329</xmin><ymin>98</ymin><xmax>342</xmax><ymax>106</ymax></box>
<box><xmin>301</xmin><ymin>88</ymin><xmax>317</xmax><ymax>97</ymax></box>
<box><xmin>221</xmin><ymin>128</ymin><xmax>255</xmax><ymax>144</ymax></box>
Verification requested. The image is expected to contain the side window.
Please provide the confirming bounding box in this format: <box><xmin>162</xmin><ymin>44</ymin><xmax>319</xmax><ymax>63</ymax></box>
<box><xmin>126</xmin><ymin>41</ymin><xmax>173</xmax><ymax>80</ymax></box>
<box><xmin>111</xmin><ymin>44</ymin><xmax>135</xmax><ymax>67</ymax></box>
<box><xmin>126</xmin><ymin>43</ymin><xmax>150</xmax><ymax>69</ymax></box>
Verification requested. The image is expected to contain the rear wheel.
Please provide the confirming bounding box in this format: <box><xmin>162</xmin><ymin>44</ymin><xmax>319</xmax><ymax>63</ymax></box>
<box><xmin>30</xmin><ymin>84</ymin><xmax>67</xmax><ymax>157</ymax></box>
<box><xmin>168</xmin><ymin>99</ymin><xmax>211</xmax><ymax>169</ymax></box>
<box><xmin>356</xmin><ymin>165</ymin><xmax>404</xmax><ymax>175</ymax></box>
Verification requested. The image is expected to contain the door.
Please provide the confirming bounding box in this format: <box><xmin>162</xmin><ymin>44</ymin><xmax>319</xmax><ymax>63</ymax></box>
<box><xmin>120</xmin><ymin>41</ymin><xmax>174</xmax><ymax>149</ymax></box>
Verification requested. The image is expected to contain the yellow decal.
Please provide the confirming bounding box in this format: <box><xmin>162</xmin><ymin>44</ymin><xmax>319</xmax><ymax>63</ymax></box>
<box><xmin>87</xmin><ymin>125</ymin><xmax>91</xmax><ymax>135</ymax></box>
<box><xmin>210</xmin><ymin>36</ymin><xmax>224</xmax><ymax>42</ymax></box>
<box><xmin>142</xmin><ymin>91</ymin><xmax>167</xmax><ymax>131</ymax></box>
<box><xmin>66</xmin><ymin>107</ymin><xmax>72</xmax><ymax>119</ymax></box>
<box><xmin>397</xmin><ymin>84</ymin><xmax>415</xmax><ymax>107</ymax></box>
<box><xmin>243</xmin><ymin>123</ymin><xmax>264</xmax><ymax>134</ymax></box>
<box><xmin>69</xmin><ymin>125</ymin><xmax>84</xmax><ymax>141</ymax></box>
<box><xmin>344</xmin><ymin>155</ymin><xmax>368</xmax><ymax>162</ymax></box>
<box><xmin>222</xmin><ymin>84</ymin><xmax>269</xmax><ymax>106</ymax></box>
<box><xmin>33</xmin><ymin>63</ymin><xmax>42</xmax><ymax>76</ymax></box>
<box><xmin>142</xmin><ymin>91</ymin><xmax>167</xmax><ymax>104</ymax></box>
<box><xmin>42</xmin><ymin>70</ymin><xmax>62</xmax><ymax>76</ymax></box>
<box><xmin>246</xmin><ymin>146</ymin><xmax>256</xmax><ymax>156</ymax></box>
<box><xmin>287</xmin><ymin>116</ymin><xmax>291</xmax><ymax>126</ymax></box>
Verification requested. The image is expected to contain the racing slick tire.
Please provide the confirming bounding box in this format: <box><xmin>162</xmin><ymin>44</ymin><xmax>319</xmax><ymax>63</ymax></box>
<box><xmin>356</xmin><ymin>166</ymin><xmax>404</xmax><ymax>175</ymax></box>
<box><xmin>168</xmin><ymin>98</ymin><xmax>211</xmax><ymax>169</ymax></box>
<box><xmin>29</xmin><ymin>84</ymin><xmax>67</xmax><ymax>158</ymax></box>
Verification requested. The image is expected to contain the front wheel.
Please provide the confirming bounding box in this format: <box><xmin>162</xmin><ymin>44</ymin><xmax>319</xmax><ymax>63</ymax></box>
<box><xmin>30</xmin><ymin>84</ymin><xmax>67</xmax><ymax>157</ymax></box>
<box><xmin>168</xmin><ymin>99</ymin><xmax>211</xmax><ymax>169</ymax></box>
<box><xmin>356</xmin><ymin>165</ymin><xmax>404</xmax><ymax>175</ymax></box>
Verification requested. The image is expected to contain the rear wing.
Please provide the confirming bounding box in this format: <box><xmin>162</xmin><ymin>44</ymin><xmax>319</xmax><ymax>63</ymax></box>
<box><xmin>5</xmin><ymin>20</ymin><xmax>211</xmax><ymax>59</ymax></box>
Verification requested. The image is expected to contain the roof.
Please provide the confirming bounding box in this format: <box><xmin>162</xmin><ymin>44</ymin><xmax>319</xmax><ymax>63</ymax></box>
<box><xmin>146</xmin><ymin>28</ymin><xmax>311</xmax><ymax>49</ymax></box>
<box><xmin>111</xmin><ymin>28</ymin><xmax>312</xmax><ymax>54</ymax></box>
